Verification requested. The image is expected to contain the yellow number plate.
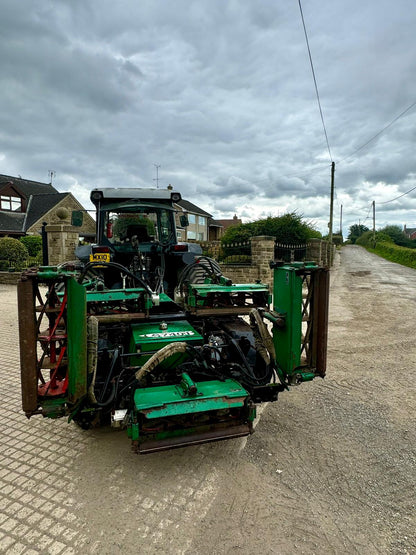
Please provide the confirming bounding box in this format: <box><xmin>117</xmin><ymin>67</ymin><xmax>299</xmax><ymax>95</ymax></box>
<box><xmin>89</xmin><ymin>253</ymin><xmax>110</xmax><ymax>263</ymax></box>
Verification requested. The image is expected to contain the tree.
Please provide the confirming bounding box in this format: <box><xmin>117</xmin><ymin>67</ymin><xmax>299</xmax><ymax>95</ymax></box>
<box><xmin>377</xmin><ymin>225</ymin><xmax>416</xmax><ymax>248</ymax></box>
<box><xmin>348</xmin><ymin>224</ymin><xmax>369</xmax><ymax>244</ymax></box>
<box><xmin>221</xmin><ymin>213</ymin><xmax>321</xmax><ymax>245</ymax></box>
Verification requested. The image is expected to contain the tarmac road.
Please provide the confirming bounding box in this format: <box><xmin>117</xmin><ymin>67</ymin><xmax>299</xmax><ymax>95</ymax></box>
<box><xmin>0</xmin><ymin>245</ymin><xmax>415</xmax><ymax>554</ymax></box>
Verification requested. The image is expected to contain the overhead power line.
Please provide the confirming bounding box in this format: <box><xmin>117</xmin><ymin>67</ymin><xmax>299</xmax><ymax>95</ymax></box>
<box><xmin>298</xmin><ymin>0</ymin><xmax>333</xmax><ymax>162</ymax></box>
<box><xmin>378</xmin><ymin>184</ymin><xmax>416</xmax><ymax>205</ymax></box>
<box><xmin>338</xmin><ymin>100</ymin><xmax>416</xmax><ymax>164</ymax></box>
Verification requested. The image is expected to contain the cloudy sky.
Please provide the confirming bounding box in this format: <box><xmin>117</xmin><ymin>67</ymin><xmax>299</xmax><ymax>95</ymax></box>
<box><xmin>1</xmin><ymin>0</ymin><xmax>416</xmax><ymax>235</ymax></box>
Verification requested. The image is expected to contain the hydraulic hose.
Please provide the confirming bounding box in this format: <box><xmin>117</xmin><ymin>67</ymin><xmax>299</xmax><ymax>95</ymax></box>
<box><xmin>87</xmin><ymin>316</ymin><xmax>99</xmax><ymax>404</ymax></box>
<box><xmin>78</xmin><ymin>261</ymin><xmax>154</xmax><ymax>297</ymax></box>
<box><xmin>249</xmin><ymin>308</ymin><xmax>276</xmax><ymax>366</ymax></box>
<box><xmin>135</xmin><ymin>342</ymin><xmax>188</xmax><ymax>381</ymax></box>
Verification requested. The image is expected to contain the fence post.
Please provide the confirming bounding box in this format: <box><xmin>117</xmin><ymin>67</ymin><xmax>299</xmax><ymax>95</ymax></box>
<box><xmin>41</xmin><ymin>221</ymin><xmax>48</xmax><ymax>266</ymax></box>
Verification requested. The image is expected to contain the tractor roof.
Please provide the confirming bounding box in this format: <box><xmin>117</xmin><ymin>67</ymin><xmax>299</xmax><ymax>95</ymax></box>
<box><xmin>90</xmin><ymin>188</ymin><xmax>181</xmax><ymax>204</ymax></box>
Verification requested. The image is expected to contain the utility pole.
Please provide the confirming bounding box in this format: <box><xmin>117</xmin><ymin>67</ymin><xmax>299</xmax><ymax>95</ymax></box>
<box><xmin>328</xmin><ymin>161</ymin><xmax>335</xmax><ymax>244</ymax></box>
<box><xmin>372</xmin><ymin>200</ymin><xmax>376</xmax><ymax>246</ymax></box>
<box><xmin>340</xmin><ymin>204</ymin><xmax>343</xmax><ymax>238</ymax></box>
<box><xmin>153</xmin><ymin>164</ymin><xmax>161</xmax><ymax>188</ymax></box>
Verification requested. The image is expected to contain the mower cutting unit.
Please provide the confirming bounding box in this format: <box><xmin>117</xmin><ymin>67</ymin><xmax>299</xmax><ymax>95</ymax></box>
<box><xmin>18</xmin><ymin>187</ymin><xmax>329</xmax><ymax>453</ymax></box>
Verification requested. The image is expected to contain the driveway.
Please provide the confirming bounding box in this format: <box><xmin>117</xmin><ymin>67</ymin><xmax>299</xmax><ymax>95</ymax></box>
<box><xmin>0</xmin><ymin>245</ymin><xmax>415</xmax><ymax>554</ymax></box>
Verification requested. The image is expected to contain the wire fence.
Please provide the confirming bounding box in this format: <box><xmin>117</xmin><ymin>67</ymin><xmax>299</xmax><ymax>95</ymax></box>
<box><xmin>200</xmin><ymin>241</ymin><xmax>252</xmax><ymax>265</ymax></box>
<box><xmin>0</xmin><ymin>256</ymin><xmax>41</xmax><ymax>272</ymax></box>
<box><xmin>200</xmin><ymin>240</ymin><xmax>313</xmax><ymax>265</ymax></box>
<box><xmin>274</xmin><ymin>242</ymin><xmax>309</xmax><ymax>262</ymax></box>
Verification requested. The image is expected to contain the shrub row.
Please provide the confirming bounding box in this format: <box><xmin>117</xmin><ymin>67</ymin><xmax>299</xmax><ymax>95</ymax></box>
<box><xmin>368</xmin><ymin>241</ymin><xmax>416</xmax><ymax>269</ymax></box>
<box><xmin>0</xmin><ymin>236</ymin><xmax>42</xmax><ymax>271</ymax></box>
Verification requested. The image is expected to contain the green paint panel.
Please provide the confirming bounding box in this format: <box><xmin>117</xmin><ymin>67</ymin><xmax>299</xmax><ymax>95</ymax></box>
<box><xmin>190</xmin><ymin>283</ymin><xmax>268</xmax><ymax>294</ymax></box>
<box><xmin>129</xmin><ymin>319</ymin><xmax>203</xmax><ymax>367</ymax></box>
<box><xmin>130</xmin><ymin>320</ymin><xmax>202</xmax><ymax>351</ymax></box>
<box><xmin>86</xmin><ymin>288</ymin><xmax>145</xmax><ymax>302</ymax></box>
<box><xmin>273</xmin><ymin>265</ymin><xmax>304</xmax><ymax>375</ymax></box>
<box><xmin>134</xmin><ymin>378</ymin><xmax>248</xmax><ymax>418</ymax></box>
<box><xmin>66</xmin><ymin>277</ymin><xmax>88</xmax><ymax>403</ymax></box>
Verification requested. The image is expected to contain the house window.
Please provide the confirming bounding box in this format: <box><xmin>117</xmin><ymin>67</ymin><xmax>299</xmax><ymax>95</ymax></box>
<box><xmin>188</xmin><ymin>214</ymin><xmax>196</xmax><ymax>224</ymax></box>
<box><xmin>177</xmin><ymin>230</ymin><xmax>182</xmax><ymax>239</ymax></box>
<box><xmin>197</xmin><ymin>232</ymin><xmax>204</xmax><ymax>241</ymax></box>
<box><xmin>1</xmin><ymin>195</ymin><xmax>22</xmax><ymax>211</ymax></box>
<box><xmin>187</xmin><ymin>230</ymin><xmax>196</xmax><ymax>239</ymax></box>
<box><xmin>198</xmin><ymin>216</ymin><xmax>206</xmax><ymax>225</ymax></box>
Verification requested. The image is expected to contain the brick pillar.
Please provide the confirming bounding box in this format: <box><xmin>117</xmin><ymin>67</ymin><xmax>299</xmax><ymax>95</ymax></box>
<box><xmin>250</xmin><ymin>236</ymin><xmax>275</xmax><ymax>287</ymax></box>
<box><xmin>209</xmin><ymin>241</ymin><xmax>221</xmax><ymax>259</ymax></box>
<box><xmin>46</xmin><ymin>222</ymin><xmax>79</xmax><ymax>265</ymax></box>
<box><xmin>321</xmin><ymin>240</ymin><xmax>328</xmax><ymax>267</ymax></box>
<box><xmin>307</xmin><ymin>238</ymin><xmax>323</xmax><ymax>265</ymax></box>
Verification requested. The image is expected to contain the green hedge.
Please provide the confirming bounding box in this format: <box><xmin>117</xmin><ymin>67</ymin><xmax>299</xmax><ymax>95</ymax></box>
<box><xmin>0</xmin><ymin>237</ymin><xmax>29</xmax><ymax>269</ymax></box>
<box><xmin>20</xmin><ymin>235</ymin><xmax>42</xmax><ymax>256</ymax></box>
<box><xmin>368</xmin><ymin>241</ymin><xmax>416</xmax><ymax>269</ymax></box>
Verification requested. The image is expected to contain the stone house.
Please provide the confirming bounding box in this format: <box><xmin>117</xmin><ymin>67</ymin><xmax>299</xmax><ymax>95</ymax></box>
<box><xmin>0</xmin><ymin>174</ymin><xmax>95</xmax><ymax>239</ymax></box>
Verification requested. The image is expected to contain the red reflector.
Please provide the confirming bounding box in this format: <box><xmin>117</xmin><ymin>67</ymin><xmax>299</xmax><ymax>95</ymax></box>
<box><xmin>93</xmin><ymin>246</ymin><xmax>110</xmax><ymax>254</ymax></box>
<box><xmin>173</xmin><ymin>244</ymin><xmax>188</xmax><ymax>252</ymax></box>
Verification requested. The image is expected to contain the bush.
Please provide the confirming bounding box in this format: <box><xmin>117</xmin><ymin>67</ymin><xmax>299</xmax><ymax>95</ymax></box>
<box><xmin>348</xmin><ymin>224</ymin><xmax>369</xmax><ymax>244</ymax></box>
<box><xmin>221</xmin><ymin>213</ymin><xmax>321</xmax><ymax>246</ymax></box>
<box><xmin>377</xmin><ymin>225</ymin><xmax>416</xmax><ymax>248</ymax></box>
<box><xmin>356</xmin><ymin>231</ymin><xmax>375</xmax><ymax>248</ymax></box>
<box><xmin>0</xmin><ymin>237</ymin><xmax>29</xmax><ymax>269</ymax></box>
<box><xmin>332</xmin><ymin>234</ymin><xmax>343</xmax><ymax>246</ymax></box>
<box><xmin>20</xmin><ymin>235</ymin><xmax>43</xmax><ymax>256</ymax></box>
<box><xmin>375</xmin><ymin>231</ymin><xmax>394</xmax><ymax>244</ymax></box>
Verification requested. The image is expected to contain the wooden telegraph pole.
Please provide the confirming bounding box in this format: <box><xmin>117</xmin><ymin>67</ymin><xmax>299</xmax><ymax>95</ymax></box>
<box><xmin>328</xmin><ymin>161</ymin><xmax>335</xmax><ymax>245</ymax></box>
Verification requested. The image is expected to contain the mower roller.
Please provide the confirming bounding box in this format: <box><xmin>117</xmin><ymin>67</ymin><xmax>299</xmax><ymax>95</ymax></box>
<box><xmin>18</xmin><ymin>187</ymin><xmax>329</xmax><ymax>453</ymax></box>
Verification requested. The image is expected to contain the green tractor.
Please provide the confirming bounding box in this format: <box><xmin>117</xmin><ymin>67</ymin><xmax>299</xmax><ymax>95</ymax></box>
<box><xmin>18</xmin><ymin>187</ymin><xmax>329</xmax><ymax>453</ymax></box>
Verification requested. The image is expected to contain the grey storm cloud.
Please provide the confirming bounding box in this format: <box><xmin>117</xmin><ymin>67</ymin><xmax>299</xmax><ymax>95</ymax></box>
<box><xmin>1</xmin><ymin>0</ymin><xmax>416</xmax><ymax>233</ymax></box>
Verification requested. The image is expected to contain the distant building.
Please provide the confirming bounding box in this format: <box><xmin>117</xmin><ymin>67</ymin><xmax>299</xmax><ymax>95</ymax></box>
<box><xmin>208</xmin><ymin>218</ymin><xmax>223</xmax><ymax>241</ymax></box>
<box><xmin>403</xmin><ymin>224</ymin><xmax>416</xmax><ymax>240</ymax></box>
<box><xmin>174</xmin><ymin>199</ymin><xmax>212</xmax><ymax>242</ymax></box>
<box><xmin>217</xmin><ymin>215</ymin><xmax>242</xmax><ymax>232</ymax></box>
<box><xmin>0</xmin><ymin>174</ymin><xmax>95</xmax><ymax>239</ymax></box>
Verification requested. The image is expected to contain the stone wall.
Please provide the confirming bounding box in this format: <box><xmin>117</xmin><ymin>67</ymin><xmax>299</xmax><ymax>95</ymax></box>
<box><xmin>219</xmin><ymin>264</ymin><xmax>260</xmax><ymax>285</ymax></box>
<box><xmin>220</xmin><ymin>236</ymin><xmax>275</xmax><ymax>288</ymax></box>
<box><xmin>217</xmin><ymin>236</ymin><xmax>334</xmax><ymax>286</ymax></box>
<box><xmin>0</xmin><ymin>271</ymin><xmax>21</xmax><ymax>284</ymax></box>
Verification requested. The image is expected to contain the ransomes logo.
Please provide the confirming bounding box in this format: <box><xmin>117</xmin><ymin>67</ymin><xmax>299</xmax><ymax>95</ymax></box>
<box><xmin>139</xmin><ymin>331</ymin><xmax>195</xmax><ymax>339</ymax></box>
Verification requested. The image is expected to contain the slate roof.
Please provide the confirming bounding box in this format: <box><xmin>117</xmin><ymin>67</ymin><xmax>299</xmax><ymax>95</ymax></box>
<box><xmin>0</xmin><ymin>174</ymin><xmax>58</xmax><ymax>196</ymax></box>
<box><xmin>0</xmin><ymin>174</ymin><xmax>67</xmax><ymax>234</ymax></box>
<box><xmin>25</xmin><ymin>193</ymin><xmax>69</xmax><ymax>229</ymax></box>
<box><xmin>176</xmin><ymin>199</ymin><xmax>212</xmax><ymax>218</ymax></box>
<box><xmin>0</xmin><ymin>211</ymin><xmax>25</xmax><ymax>233</ymax></box>
<box><xmin>208</xmin><ymin>218</ymin><xmax>223</xmax><ymax>228</ymax></box>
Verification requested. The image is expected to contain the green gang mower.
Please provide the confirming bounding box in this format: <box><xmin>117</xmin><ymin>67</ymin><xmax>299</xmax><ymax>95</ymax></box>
<box><xmin>18</xmin><ymin>187</ymin><xmax>329</xmax><ymax>453</ymax></box>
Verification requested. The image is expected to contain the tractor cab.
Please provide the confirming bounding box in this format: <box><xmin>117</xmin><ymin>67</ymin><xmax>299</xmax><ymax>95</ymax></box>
<box><xmin>82</xmin><ymin>187</ymin><xmax>199</xmax><ymax>296</ymax></box>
